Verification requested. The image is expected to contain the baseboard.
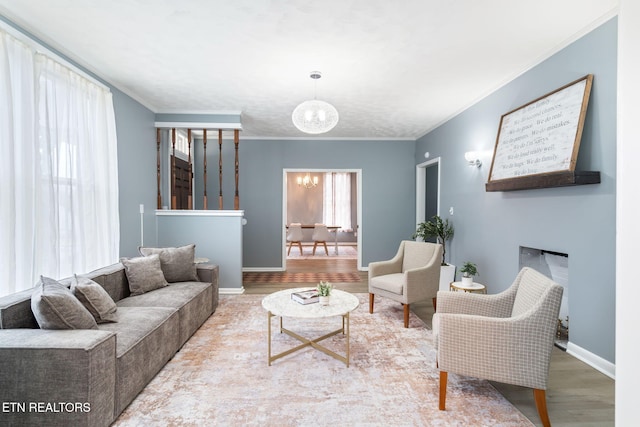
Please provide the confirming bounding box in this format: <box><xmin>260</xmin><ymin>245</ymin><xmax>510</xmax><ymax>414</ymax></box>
<box><xmin>566</xmin><ymin>341</ymin><xmax>615</xmax><ymax>379</ymax></box>
<box><xmin>243</xmin><ymin>267</ymin><xmax>284</xmax><ymax>272</ymax></box>
<box><xmin>219</xmin><ymin>287</ymin><xmax>245</xmax><ymax>295</ymax></box>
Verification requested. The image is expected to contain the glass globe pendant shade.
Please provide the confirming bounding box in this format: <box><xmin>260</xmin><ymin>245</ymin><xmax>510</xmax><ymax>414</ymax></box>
<box><xmin>292</xmin><ymin>99</ymin><xmax>339</xmax><ymax>134</ymax></box>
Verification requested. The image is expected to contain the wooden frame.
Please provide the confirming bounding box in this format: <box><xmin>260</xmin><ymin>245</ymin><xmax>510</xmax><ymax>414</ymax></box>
<box><xmin>486</xmin><ymin>74</ymin><xmax>599</xmax><ymax>192</ymax></box>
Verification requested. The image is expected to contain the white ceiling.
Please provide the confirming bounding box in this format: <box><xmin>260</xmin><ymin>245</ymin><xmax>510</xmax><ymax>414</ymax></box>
<box><xmin>0</xmin><ymin>0</ymin><xmax>618</xmax><ymax>139</ymax></box>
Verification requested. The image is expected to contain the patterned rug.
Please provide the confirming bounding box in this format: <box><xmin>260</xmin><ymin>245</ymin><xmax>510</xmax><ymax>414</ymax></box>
<box><xmin>113</xmin><ymin>294</ymin><xmax>533</xmax><ymax>426</ymax></box>
<box><xmin>243</xmin><ymin>272</ymin><xmax>362</xmax><ymax>284</ymax></box>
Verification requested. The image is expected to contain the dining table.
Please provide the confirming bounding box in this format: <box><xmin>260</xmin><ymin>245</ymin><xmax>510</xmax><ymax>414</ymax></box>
<box><xmin>286</xmin><ymin>224</ymin><xmax>341</xmax><ymax>254</ymax></box>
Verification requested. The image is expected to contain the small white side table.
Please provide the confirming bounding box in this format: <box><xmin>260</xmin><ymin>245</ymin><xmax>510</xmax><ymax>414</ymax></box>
<box><xmin>450</xmin><ymin>281</ymin><xmax>487</xmax><ymax>294</ymax></box>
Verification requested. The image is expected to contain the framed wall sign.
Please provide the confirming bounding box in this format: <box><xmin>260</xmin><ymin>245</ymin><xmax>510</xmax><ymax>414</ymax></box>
<box><xmin>486</xmin><ymin>74</ymin><xmax>599</xmax><ymax>191</ymax></box>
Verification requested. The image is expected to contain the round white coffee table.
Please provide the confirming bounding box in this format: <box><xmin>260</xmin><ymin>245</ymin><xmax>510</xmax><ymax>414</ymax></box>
<box><xmin>262</xmin><ymin>288</ymin><xmax>359</xmax><ymax>367</ymax></box>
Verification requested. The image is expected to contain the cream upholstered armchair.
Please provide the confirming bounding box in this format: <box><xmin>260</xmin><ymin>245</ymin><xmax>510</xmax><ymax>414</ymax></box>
<box><xmin>368</xmin><ymin>240</ymin><xmax>442</xmax><ymax>328</ymax></box>
<box><xmin>433</xmin><ymin>267</ymin><xmax>563</xmax><ymax>427</ymax></box>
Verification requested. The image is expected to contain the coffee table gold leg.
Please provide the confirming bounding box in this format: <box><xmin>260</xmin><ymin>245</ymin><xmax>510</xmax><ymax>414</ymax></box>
<box><xmin>346</xmin><ymin>312</ymin><xmax>350</xmax><ymax>367</ymax></box>
<box><xmin>267</xmin><ymin>311</ymin><xmax>272</xmax><ymax>366</ymax></box>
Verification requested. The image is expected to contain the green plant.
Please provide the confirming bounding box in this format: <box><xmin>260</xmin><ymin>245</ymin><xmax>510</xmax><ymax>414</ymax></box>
<box><xmin>317</xmin><ymin>281</ymin><xmax>333</xmax><ymax>297</ymax></box>
<box><xmin>460</xmin><ymin>262</ymin><xmax>479</xmax><ymax>278</ymax></box>
<box><xmin>413</xmin><ymin>215</ymin><xmax>454</xmax><ymax>265</ymax></box>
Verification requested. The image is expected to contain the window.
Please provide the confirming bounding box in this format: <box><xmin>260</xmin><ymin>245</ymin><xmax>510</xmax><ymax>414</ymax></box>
<box><xmin>322</xmin><ymin>172</ymin><xmax>352</xmax><ymax>231</ymax></box>
<box><xmin>0</xmin><ymin>28</ymin><xmax>119</xmax><ymax>297</ymax></box>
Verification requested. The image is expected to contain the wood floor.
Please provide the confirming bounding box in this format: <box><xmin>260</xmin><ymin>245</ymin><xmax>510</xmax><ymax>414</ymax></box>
<box><xmin>244</xmin><ymin>258</ymin><xmax>615</xmax><ymax>427</ymax></box>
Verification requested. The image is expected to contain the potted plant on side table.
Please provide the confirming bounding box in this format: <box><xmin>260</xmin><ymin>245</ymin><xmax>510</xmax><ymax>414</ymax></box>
<box><xmin>317</xmin><ymin>281</ymin><xmax>333</xmax><ymax>305</ymax></box>
<box><xmin>459</xmin><ymin>261</ymin><xmax>479</xmax><ymax>286</ymax></box>
<box><xmin>413</xmin><ymin>215</ymin><xmax>455</xmax><ymax>290</ymax></box>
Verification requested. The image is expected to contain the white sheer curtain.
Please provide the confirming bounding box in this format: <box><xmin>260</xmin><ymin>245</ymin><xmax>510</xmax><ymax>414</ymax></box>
<box><xmin>0</xmin><ymin>29</ymin><xmax>119</xmax><ymax>297</ymax></box>
<box><xmin>322</xmin><ymin>172</ymin><xmax>352</xmax><ymax>231</ymax></box>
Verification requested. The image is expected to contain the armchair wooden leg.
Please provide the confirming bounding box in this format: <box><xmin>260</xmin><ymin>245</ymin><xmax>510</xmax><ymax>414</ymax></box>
<box><xmin>369</xmin><ymin>293</ymin><xmax>374</xmax><ymax>314</ymax></box>
<box><xmin>323</xmin><ymin>241</ymin><xmax>328</xmax><ymax>255</ymax></box>
<box><xmin>312</xmin><ymin>242</ymin><xmax>317</xmax><ymax>255</ymax></box>
<box><xmin>403</xmin><ymin>304</ymin><xmax>410</xmax><ymax>328</ymax></box>
<box><xmin>439</xmin><ymin>371</ymin><xmax>447</xmax><ymax>410</ymax></box>
<box><xmin>288</xmin><ymin>242</ymin><xmax>293</xmax><ymax>255</ymax></box>
<box><xmin>297</xmin><ymin>242</ymin><xmax>303</xmax><ymax>255</ymax></box>
<box><xmin>533</xmin><ymin>389</ymin><xmax>551</xmax><ymax>427</ymax></box>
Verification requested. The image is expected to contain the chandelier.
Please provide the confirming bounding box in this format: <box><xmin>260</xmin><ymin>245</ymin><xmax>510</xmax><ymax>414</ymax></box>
<box><xmin>292</xmin><ymin>71</ymin><xmax>339</xmax><ymax>134</ymax></box>
<box><xmin>297</xmin><ymin>172</ymin><xmax>318</xmax><ymax>188</ymax></box>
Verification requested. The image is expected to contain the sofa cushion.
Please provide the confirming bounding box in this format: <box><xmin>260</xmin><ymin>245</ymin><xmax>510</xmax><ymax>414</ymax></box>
<box><xmin>120</xmin><ymin>254</ymin><xmax>168</xmax><ymax>296</ymax></box>
<box><xmin>82</xmin><ymin>263</ymin><xmax>130</xmax><ymax>303</ymax></box>
<box><xmin>117</xmin><ymin>281</ymin><xmax>213</xmax><ymax>346</ymax></box>
<box><xmin>31</xmin><ymin>276</ymin><xmax>98</xmax><ymax>330</ymax></box>
<box><xmin>71</xmin><ymin>275</ymin><xmax>118</xmax><ymax>323</ymax></box>
<box><xmin>138</xmin><ymin>244</ymin><xmax>199</xmax><ymax>283</ymax></box>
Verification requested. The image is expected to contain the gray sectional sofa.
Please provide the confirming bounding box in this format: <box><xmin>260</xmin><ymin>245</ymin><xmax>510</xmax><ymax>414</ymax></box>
<box><xmin>0</xmin><ymin>259</ymin><xmax>219</xmax><ymax>427</ymax></box>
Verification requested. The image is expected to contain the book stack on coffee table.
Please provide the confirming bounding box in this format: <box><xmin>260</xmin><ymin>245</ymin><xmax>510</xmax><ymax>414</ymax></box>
<box><xmin>290</xmin><ymin>289</ymin><xmax>319</xmax><ymax>305</ymax></box>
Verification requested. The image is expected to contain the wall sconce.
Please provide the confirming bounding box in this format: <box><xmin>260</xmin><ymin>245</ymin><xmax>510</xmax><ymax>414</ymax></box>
<box><xmin>464</xmin><ymin>151</ymin><xmax>482</xmax><ymax>168</ymax></box>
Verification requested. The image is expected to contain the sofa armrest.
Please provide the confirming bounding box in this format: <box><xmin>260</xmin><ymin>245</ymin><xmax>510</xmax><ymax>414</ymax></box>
<box><xmin>0</xmin><ymin>329</ymin><xmax>116</xmax><ymax>427</ymax></box>
<box><xmin>196</xmin><ymin>263</ymin><xmax>218</xmax><ymax>284</ymax></box>
<box><xmin>196</xmin><ymin>263</ymin><xmax>219</xmax><ymax>312</ymax></box>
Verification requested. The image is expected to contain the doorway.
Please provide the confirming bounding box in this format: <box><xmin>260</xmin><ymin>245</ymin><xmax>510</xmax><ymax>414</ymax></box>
<box><xmin>416</xmin><ymin>158</ymin><xmax>441</xmax><ymax>227</ymax></box>
<box><xmin>172</xmin><ymin>156</ymin><xmax>191</xmax><ymax>209</ymax></box>
<box><xmin>282</xmin><ymin>169</ymin><xmax>363</xmax><ymax>271</ymax></box>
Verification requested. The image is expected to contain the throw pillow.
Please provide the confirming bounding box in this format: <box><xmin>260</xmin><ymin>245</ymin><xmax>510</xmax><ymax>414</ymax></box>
<box><xmin>71</xmin><ymin>275</ymin><xmax>118</xmax><ymax>323</ymax></box>
<box><xmin>121</xmin><ymin>254</ymin><xmax>169</xmax><ymax>296</ymax></box>
<box><xmin>138</xmin><ymin>244</ymin><xmax>199</xmax><ymax>283</ymax></box>
<box><xmin>31</xmin><ymin>276</ymin><xmax>98</xmax><ymax>330</ymax></box>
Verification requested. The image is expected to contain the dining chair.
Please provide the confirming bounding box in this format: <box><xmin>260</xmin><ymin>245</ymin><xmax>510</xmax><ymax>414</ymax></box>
<box><xmin>312</xmin><ymin>224</ymin><xmax>332</xmax><ymax>256</ymax></box>
<box><xmin>286</xmin><ymin>223</ymin><xmax>304</xmax><ymax>255</ymax></box>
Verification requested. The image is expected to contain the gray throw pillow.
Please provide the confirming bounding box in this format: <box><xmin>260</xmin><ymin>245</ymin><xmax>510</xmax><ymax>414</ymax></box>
<box><xmin>31</xmin><ymin>276</ymin><xmax>98</xmax><ymax>330</ymax></box>
<box><xmin>121</xmin><ymin>254</ymin><xmax>169</xmax><ymax>296</ymax></box>
<box><xmin>71</xmin><ymin>275</ymin><xmax>118</xmax><ymax>323</ymax></box>
<box><xmin>138</xmin><ymin>244</ymin><xmax>199</xmax><ymax>283</ymax></box>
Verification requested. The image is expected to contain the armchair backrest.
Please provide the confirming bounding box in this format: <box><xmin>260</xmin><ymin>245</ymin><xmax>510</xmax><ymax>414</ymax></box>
<box><xmin>511</xmin><ymin>267</ymin><xmax>564</xmax><ymax>318</ymax></box>
<box><xmin>401</xmin><ymin>241</ymin><xmax>442</xmax><ymax>272</ymax></box>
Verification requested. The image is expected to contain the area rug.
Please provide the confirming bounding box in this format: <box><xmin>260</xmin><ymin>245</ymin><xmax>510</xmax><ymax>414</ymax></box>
<box><xmin>287</xmin><ymin>245</ymin><xmax>358</xmax><ymax>260</ymax></box>
<box><xmin>113</xmin><ymin>294</ymin><xmax>533</xmax><ymax>426</ymax></box>
<box><xmin>243</xmin><ymin>272</ymin><xmax>362</xmax><ymax>284</ymax></box>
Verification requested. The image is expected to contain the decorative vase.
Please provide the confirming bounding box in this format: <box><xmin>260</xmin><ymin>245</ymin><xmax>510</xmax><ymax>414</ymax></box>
<box><xmin>461</xmin><ymin>276</ymin><xmax>473</xmax><ymax>286</ymax></box>
<box><xmin>319</xmin><ymin>296</ymin><xmax>330</xmax><ymax>305</ymax></box>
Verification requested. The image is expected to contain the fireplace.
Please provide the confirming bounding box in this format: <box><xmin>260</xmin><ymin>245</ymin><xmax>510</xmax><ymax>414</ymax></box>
<box><xmin>519</xmin><ymin>246</ymin><xmax>569</xmax><ymax>350</ymax></box>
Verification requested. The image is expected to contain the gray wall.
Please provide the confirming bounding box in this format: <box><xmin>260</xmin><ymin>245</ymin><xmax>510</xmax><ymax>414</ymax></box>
<box><xmin>416</xmin><ymin>18</ymin><xmax>617</xmax><ymax>363</ymax></box>
<box><xmin>239</xmin><ymin>139</ymin><xmax>415</xmax><ymax>268</ymax></box>
<box><xmin>112</xmin><ymin>89</ymin><xmax>156</xmax><ymax>258</ymax></box>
